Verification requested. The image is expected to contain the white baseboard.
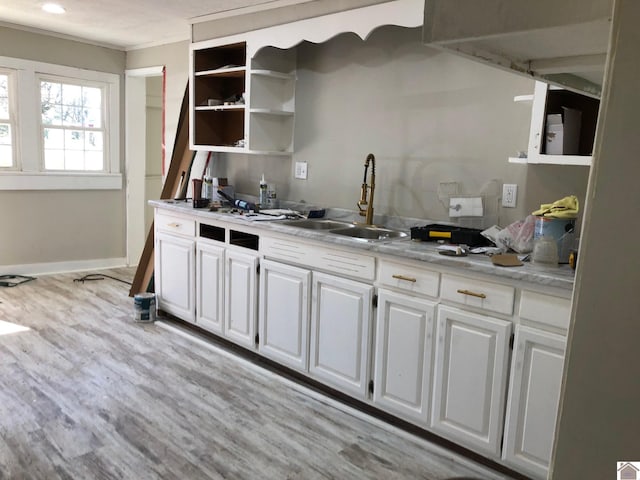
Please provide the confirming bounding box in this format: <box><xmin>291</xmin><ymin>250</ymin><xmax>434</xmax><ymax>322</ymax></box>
<box><xmin>0</xmin><ymin>257</ymin><xmax>129</xmax><ymax>276</ymax></box>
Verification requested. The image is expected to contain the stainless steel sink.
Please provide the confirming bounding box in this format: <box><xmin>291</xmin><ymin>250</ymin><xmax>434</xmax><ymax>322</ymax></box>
<box><xmin>329</xmin><ymin>225</ymin><xmax>408</xmax><ymax>242</ymax></box>
<box><xmin>282</xmin><ymin>219</ymin><xmax>355</xmax><ymax>230</ymax></box>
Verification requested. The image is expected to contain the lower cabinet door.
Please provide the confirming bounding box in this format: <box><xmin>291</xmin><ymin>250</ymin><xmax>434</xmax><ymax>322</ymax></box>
<box><xmin>502</xmin><ymin>325</ymin><xmax>566</xmax><ymax>480</ymax></box>
<box><xmin>431</xmin><ymin>305</ymin><xmax>512</xmax><ymax>458</ymax></box>
<box><xmin>259</xmin><ymin>259</ymin><xmax>311</xmax><ymax>371</ymax></box>
<box><xmin>224</xmin><ymin>248</ymin><xmax>259</xmax><ymax>349</ymax></box>
<box><xmin>373</xmin><ymin>289</ymin><xmax>436</xmax><ymax>425</ymax></box>
<box><xmin>196</xmin><ymin>240</ymin><xmax>225</xmax><ymax>334</ymax></box>
<box><xmin>309</xmin><ymin>271</ymin><xmax>373</xmax><ymax>399</ymax></box>
<box><xmin>155</xmin><ymin>232</ymin><xmax>195</xmax><ymax>322</ymax></box>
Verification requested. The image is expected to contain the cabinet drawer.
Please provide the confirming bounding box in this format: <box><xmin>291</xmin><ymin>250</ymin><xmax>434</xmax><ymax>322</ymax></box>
<box><xmin>519</xmin><ymin>290</ymin><xmax>571</xmax><ymax>330</ymax></box>
<box><xmin>441</xmin><ymin>274</ymin><xmax>515</xmax><ymax>316</ymax></box>
<box><xmin>378</xmin><ymin>259</ymin><xmax>439</xmax><ymax>297</ymax></box>
<box><xmin>156</xmin><ymin>212</ymin><xmax>196</xmax><ymax>237</ymax></box>
<box><xmin>261</xmin><ymin>236</ymin><xmax>375</xmax><ymax>281</ymax></box>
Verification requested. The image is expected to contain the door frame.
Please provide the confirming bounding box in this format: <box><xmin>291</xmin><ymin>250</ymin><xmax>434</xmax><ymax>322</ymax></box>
<box><xmin>125</xmin><ymin>66</ymin><xmax>165</xmax><ymax>266</ymax></box>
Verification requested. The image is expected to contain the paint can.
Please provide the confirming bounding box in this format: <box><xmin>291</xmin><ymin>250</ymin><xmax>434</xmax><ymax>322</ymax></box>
<box><xmin>134</xmin><ymin>292</ymin><xmax>156</xmax><ymax>322</ymax></box>
<box><xmin>533</xmin><ymin>216</ymin><xmax>576</xmax><ymax>263</ymax></box>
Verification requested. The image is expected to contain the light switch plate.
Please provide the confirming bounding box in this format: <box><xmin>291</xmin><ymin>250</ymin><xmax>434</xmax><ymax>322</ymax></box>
<box><xmin>294</xmin><ymin>161</ymin><xmax>308</xmax><ymax>179</ymax></box>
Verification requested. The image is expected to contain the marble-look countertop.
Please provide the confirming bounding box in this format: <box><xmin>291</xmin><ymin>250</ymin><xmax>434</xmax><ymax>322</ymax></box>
<box><xmin>151</xmin><ymin>199</ymin><xmax>576</xmax><ymax>291</ymax></box>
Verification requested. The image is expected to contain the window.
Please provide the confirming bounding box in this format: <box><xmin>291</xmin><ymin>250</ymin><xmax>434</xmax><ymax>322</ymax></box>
<box><xmin>0</xmin><ymin>70</ymin><xmax>15</xmax><ymax>169</ymax></box>
<box><xmin>40</xmin><ymin>77</ymin><xmax>105</xmax><ymax>172</ymax></box>
<box><xmin>0</xmin><ymin>56</ymin><xmax>120</xmax><ymax>190</ymax></box>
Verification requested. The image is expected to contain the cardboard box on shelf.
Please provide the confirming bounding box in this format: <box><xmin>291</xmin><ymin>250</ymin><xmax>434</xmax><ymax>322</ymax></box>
<box><xmin>545</xmin><ymin>107</ymin><xmax>582</xmax><ymax>155</ymax></box>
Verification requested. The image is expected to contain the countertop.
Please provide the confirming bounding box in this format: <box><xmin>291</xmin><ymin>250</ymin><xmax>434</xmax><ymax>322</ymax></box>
<box><xmin>151</xmin><ymin>199</ymin><xmax>576</xmax><ymax>291</ymax></box>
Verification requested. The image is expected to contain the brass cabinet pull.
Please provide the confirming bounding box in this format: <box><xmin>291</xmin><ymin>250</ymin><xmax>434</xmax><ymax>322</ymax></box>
<box><xmin>168</xmin><ymin>223</ymin><xmax>181</xmax><ymax>228</ymax></box>
<box><xmin>457</xmin><ymin>289</ymin><xmax>486</xmax><ymax>299</ymax></box>
<box><xmin>392</xmin><ymin>274</ymin><xmax>417</xmax><ymax>283</ymax></box>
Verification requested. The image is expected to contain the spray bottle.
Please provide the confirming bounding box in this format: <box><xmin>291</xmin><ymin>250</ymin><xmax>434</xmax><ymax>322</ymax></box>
<box><xmin>259</xmin><ymin>174</ymin><xmax>268</xmax><ymax>207</ymax></box>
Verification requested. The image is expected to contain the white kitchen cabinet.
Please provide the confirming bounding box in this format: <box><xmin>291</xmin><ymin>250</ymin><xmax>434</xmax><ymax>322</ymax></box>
<box><xmin>431</xmin><ymin>305</ymin><xmax>512</xmax><ymax>458</ymax></box>
<box><xmin>373</xmin><ymin>288</ymin><xmax>436</xmax><ymax>425</ymax></box>
<box><xmin>196</xmin><ymin>239</ymin><xmax>225</xmax><ymax>334</ymax></box>
<box><xmin>155</xmin><ymin>231</ymin><xmax>196</xmax><ymax>322</ymax></box>
<box><xmin>259</xmin><ymin>259</ymin><xmax>311</xmax><ymax>371</ymax></box>
<box><xmin>309</xmin><ymin>271</ymin><xmax>374</xmax><ymax>399</ymax></box>
<box><xmin>503</xmin><ymin>325</ymin><xmax>566</xmax><ymax>480</ymax></box>
<box><xmin>224</xmin><ymin>247</ymin><xmax>259</xmax><ymax>349</ymax></box>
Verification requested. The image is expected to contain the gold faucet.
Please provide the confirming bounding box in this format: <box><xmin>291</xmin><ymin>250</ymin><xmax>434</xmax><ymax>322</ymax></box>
<box><xmin>357</xmin><ymin>153</ymin><xmax>376</xmax><ymax>225</ymax></box>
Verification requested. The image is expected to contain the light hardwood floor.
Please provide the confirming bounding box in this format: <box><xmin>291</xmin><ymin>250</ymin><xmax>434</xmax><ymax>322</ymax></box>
<box><xmin>0</xmin><ymin>268</ymin><xmax>517</xmax><ymax>479</ymax></box>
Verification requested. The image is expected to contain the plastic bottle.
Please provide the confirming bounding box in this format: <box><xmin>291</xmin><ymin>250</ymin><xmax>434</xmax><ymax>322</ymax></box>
<box><xmin>259</xmin><ymin>174</ymin><xmax>268</xmax><ymax>207</ymax></box>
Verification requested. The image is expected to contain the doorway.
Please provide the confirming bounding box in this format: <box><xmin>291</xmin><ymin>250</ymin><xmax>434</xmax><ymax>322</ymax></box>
<box><xmin>125</xmin><ymin>66</ymin><xmax>165</xmax><ymax>266</ymax></box>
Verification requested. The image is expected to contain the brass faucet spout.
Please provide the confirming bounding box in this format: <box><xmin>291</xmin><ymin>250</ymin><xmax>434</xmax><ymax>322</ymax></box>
<box><xmin>357</xmin><ymin>153</ymin><xmax>376</xmax><ymax>225</ymax></box>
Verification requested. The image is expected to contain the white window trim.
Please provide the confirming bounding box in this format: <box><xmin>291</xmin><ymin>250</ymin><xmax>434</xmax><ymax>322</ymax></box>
<box><xmin>0</xmin><ymin>56</ymin><xmax>121</xmax><ymax>190</ymax></box>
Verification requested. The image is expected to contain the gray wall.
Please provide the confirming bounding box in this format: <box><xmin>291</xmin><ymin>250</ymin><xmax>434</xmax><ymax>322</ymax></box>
<box><xmin>223</xmin><ymin>26</ymin><xmax>590</xmax><ymax>227</ymax></box>
<box><xmin>0</xmin><ymin>26</ymin><xmax>126</xmax><ymax>269</ymax></box>
<box><xmin>126</xmin><ymin>41</ymin><xmax>189</xmax><ymax>177</ymax></box>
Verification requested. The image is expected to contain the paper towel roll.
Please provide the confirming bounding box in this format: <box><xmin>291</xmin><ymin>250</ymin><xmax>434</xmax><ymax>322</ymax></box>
<box><xmin>449</xmin><ymin>197</ymin><xmax>484</xmax><ymax>217</ymax></box>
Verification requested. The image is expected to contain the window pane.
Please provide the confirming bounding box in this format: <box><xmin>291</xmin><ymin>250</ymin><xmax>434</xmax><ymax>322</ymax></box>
<box><xmin>1</xmin><ymin>74</ymin><xmax>9</xmax><ymax>122</ymax></box>
<box><xmin>85</xmin><ymin>151</ymin><xmax>103</xmax><ymax>171</ymax></box>
<box><xmin>62</xmin><ymin>106</ymin><xmax>83</xmax><ymax>127</ymax></box>
<box><xmin>84</xmin><ymin>107</ymin><xmax>101</xmax><ymax>128</ymax></box>
<box><xmin>0</xmin><ymin>98</ymin><xmax>8</xmax><ymax>120</ymax></box>
<box><xmin>83</xmin><ymin>87</ymin><xmax>102</xmax><ymax>108</ymax></box>
<box><xmin>0</xmin><ymin>145</ymin><xmax>11</xmax><ymax>167</ymax></box>
<box><xmin>65</xmin><ymin>150</ymin><xmax>84</xmax><ymax>170</ymax></box>
<box><xmin>44</xmin><ymin>128</ymin><xmax>64</xmax><ymax>149</ymax></box>
<box><xmin>85</xmin><ymin>131</ymin><xmax>103</xmax><ymax>151</ymax></box>
<box><xmin>62</xmin><ymin>84</ymin><xmax>82</xmax><ymax>106</ymax></box>
<box><xmin>41</xmin><ymin>81</ymin><xmax>62</xmax><ymax>123</ymax></box>
<box><xmin>0</xmin><ymin>74</ymin><xmax>7</xmax><ymax>97</ymax></box>
<box><xmin>65</xmin><ymin>129</ymin><xmax>84</xmax><ymax>151</ymax></box>
<box><xmin>44</xmin><ymin>149</ymin><xmax>64</xmax><ymax>170</ymax></box>
<box><xmin>0</xmin><ymin>123</ymin><xmax>10</xmax><ymax>145</ymax></box>
<box><xmin>42</xmin><ymin>104</ymin><xmax>62</xmax><ymax>125</ymax></box>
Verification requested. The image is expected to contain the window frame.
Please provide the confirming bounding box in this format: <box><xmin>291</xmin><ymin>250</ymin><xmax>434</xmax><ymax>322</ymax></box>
<box><xmin>0</xmin><ymin>56</ymin><xmax>121</xmax><ymax>190</ymax></box>
<box><xmin>38</xmin><ymin>74</ymin><xmax>109</xmax><ymax>174</ymax></box>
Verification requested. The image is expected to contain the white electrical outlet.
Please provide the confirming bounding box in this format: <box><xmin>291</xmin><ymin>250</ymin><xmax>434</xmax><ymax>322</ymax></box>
<box><xmin>502</xmin><ymin>184</ymin><xmax>518</xmax><ymax>208</ymax></box>
<box><xmin>294</xmin><ymin>161</ymin><xmax>308</xmax><ymax>179</ymax></box>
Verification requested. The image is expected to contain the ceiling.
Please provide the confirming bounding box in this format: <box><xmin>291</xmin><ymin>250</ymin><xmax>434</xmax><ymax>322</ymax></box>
<box><xmin>0</xmin><ymin>0</ymin><xmax>310</xmax><ymax>50</ymax></box>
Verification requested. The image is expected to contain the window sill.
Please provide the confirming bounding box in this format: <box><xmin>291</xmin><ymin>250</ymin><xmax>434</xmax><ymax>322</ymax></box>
<box><xmin>0</xmin><ymin>172</ymin><xmax>122</xmax><ymax>190</ymax></box>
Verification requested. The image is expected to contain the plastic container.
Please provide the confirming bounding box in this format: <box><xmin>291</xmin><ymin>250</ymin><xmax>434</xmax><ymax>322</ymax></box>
<box><xmin>532</xmin><ymin>236</ymin><xmax>559</xmax><ymax>266</ymax></box>
<box><xmin>533</xmin><ymin>216</ymin><xmax>576</xmax><ymax>263</ymax></box>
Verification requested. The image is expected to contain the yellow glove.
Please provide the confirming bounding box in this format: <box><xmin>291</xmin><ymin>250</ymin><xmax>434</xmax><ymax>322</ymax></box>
<box><xmin>531</xmin><ymin>195</ymin><xmax>579</xmax><ymax>218</ymax></box>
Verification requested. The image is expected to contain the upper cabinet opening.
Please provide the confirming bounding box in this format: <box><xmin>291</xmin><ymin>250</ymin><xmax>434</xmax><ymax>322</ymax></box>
<box><xmin>423</xmin><ymin>0</ymin><xmax>613</xmax><ymax>98</ymax></box>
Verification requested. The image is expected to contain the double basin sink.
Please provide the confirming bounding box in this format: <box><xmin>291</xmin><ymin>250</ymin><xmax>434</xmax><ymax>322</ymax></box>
<box><xmin>281</xmin><ymin>218</ymin><xmax>409</xmax><ymax>243</ymax></box>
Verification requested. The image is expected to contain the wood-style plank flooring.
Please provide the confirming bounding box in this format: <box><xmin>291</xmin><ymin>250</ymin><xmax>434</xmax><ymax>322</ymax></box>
<box><xmin>0</xmin><ymin>268</ymin><xmax>515</xmax><ymax>479</ymax></box>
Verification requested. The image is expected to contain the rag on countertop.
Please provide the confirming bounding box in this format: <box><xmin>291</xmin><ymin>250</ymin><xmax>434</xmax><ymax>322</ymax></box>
<box><xmin>531</xmin><ymin>195</ymin><xmax>579</xmax><ymax>218</ymax></box>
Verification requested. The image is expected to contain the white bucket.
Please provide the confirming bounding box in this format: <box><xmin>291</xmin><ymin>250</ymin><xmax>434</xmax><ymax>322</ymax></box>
<box><xmin>134</xmin><ymin>292</ymin><xmax>156</xmax><ymax>322</ymax></box>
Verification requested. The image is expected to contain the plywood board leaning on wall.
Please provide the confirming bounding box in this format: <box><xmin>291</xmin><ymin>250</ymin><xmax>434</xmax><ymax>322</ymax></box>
<box><xmin>129</xmin><ymin>84</ymin><xmax>194</xmax><ymax>297</ymax></box>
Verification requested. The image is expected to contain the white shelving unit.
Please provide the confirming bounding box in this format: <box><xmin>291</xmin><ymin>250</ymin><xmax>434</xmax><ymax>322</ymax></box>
<box><xmin>509</xmin><ymin>81</ymin><xmax>599</xmax><ymax>166</ymax></box>
<box><xmin>189</xmin><ymin>0</ymin><xmax>424</xmax><ymax>155</ymax></box>
<box><xmin>190</xmin><ymin>42</ymin><xmax>297</xmax><ymax>155</ymax></box>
